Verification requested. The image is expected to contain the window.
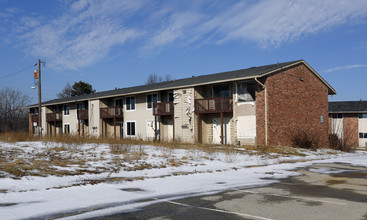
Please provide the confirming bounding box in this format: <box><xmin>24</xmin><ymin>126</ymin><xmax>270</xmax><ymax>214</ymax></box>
<box><xmin>237</xmin><ymin>82</ymin><xmax>255</xmax><ymax>102</ymax></box>
<box><xmin>64</xmin><ymin>105</ymin><xmax>70</xmax><ymax>115</ymax></box>
<box><xmin>115</xmin><ymin>98</ymin><xmax>123</xmax><ymax>107</ymax></box>
<box><xmin>213</xmin><ymin>84</ymin><xmax>231</xmax><ymax>97</ymax></box>
<box><xmin>330</xmin><ymin>113</ymin><xmax>343</xmax><ymax>119</ymax></box>
<box><xmin>126</xmin><ymin>96</ymin><xmax>135</xmax><ymax>110</ymax></box>
<box><xmin>168</xmin><ymin>92</ymin><xmax>174</xmax><ymax>102</ymax></box>
<box><xmin>76</xmin><ymin>103</ymin><xmax>83</xmax><ymax>110</ymax></box>
<box><xmin>147</xmin><ymin>94</ymin><xmax>158</xmax><ymax>109</ymax></box>
<box><xmin>126</xmin><ymin>122</ymin><xmax>136</xmax><ymax>136</ymax></box>
<box><xmin>358</xmin><ymin>113</ymin><xmax>367</xmax><ymax>118</ymax></box>
<box><xmin>359</xmin><ymin>132</ymin><xmax>367</xmax><ymax>138</ymax></box>
<box><xmin>64</xmin><ymin>124</ymin><xmax>70</xmax><ymax>134</ymax></box>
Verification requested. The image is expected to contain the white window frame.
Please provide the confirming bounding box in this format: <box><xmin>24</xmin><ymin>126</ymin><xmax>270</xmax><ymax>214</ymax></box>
<box><xmin>126</xmin><ymin>121</ymin><xmax>136</xmax><ymax>137</ymax></box>
<box><xmin>64</xmin><ymin>105</ymin><xmax>70</xmax><ymax>116</ymax></box>
<box><xmin>125</xmin><ymin>96</ymin><xmax>136</xmax><ymax>111</ymax></box>
<box><xmin>146</xmin><ymin>93</ymin><xmax>158</xmax><ymax>110</ymax></box>
<box><xmin>64</xmin><ymin>123</ymin><xmax>70</xmax><ymax>135</ymax></box>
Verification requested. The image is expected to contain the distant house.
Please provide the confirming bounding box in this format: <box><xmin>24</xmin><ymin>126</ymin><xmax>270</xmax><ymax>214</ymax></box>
<box><xmin>29</xmin><ymin>60</ymin><xmax>336</xmax><ymax>147</ymax></box>
<box><xmin>329</xmin><ymin>101</ymin><xmax>367</xmax><ymax>148</ymax></box>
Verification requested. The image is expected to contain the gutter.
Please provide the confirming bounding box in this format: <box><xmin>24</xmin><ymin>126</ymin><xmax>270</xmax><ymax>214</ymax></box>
<box><xmin>255</xmin><ymin>78</ymin><xmax>268</xmax><ymax>146</ymax></box>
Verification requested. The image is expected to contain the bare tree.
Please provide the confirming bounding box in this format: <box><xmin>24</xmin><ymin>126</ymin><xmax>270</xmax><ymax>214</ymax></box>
<box><xmin>0</xmin><ymin>87</ymin><xmax>31</xmax><ymax>132</ymax></box>
<box><xmin>57</xmin><ymin>82</ymin><xmax>73</xmax><ymax>98</ymax></box>
<box><xmin>145</xmin><ymin>73</ymin><xmax>172</xmax><ymax>84</ymax></box>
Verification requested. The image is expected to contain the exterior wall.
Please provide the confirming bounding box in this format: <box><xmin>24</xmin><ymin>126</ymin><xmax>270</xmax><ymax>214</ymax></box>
<box><xmin>343</xmin><ymin>114</ymin><xmax>359</xmax><ymax>148</ymax></box>
<box><xmin>256</xmin><ymin>63</ymin><xmax>329</xmax><ymax>147</ymax></box>
<box><xmin>62</xmin><ymin>103</ymin><xmax>78</xmax><ymax>135</ymax></box>
<box><xmin>359</xmin><ymin>117</ymin><xmax>367</xmax><ymax>147</ymax></box>
<box><xmin>174</xmin><ymin>88</ymin><xmax>195</xmax><ymax>143</ymax></box>
<box><xmin>123</xmin><ymin>93</ymin><xmax>156</xmax><ymax>139</ymax></box>
<box><xmin>89</xmin><ymin>99</ymin><xmax>101</xmax><ymax>137</ymax></box>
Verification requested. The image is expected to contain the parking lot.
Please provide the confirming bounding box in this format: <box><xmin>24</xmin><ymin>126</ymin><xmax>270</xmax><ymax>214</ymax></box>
<box><xmin>94</xmin><ymin>163</ymin><xmax>367</xmax><ymax>220</ymax></box>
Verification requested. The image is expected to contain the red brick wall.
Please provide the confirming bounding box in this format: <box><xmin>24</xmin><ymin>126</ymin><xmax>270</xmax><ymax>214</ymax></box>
<box><xmin>342</xmin><ymin>113</ymin><xmax>359</xmax><ymax>148</ymax></box>
<box><xmin>256</xmin><ymin>63</ymin><xmax>329</xmax><ymax>147</ymax></box>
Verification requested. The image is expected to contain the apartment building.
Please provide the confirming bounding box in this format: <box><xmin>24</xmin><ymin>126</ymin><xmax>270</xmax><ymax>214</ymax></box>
<box><xmin>29</xmin><ymin>60</ymin><xmax>336</xmax><ymax>146</ymax></box>
<box><xmin>329</xmin><ymin>101</ymin><xmax>367</xmax><ymax>147</ymax></box>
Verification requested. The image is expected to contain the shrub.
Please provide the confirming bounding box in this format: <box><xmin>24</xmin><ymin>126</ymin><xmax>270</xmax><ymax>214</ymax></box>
<box><xmin>292</xmin><ymin>131</ymin><xmax>319</xmax><ymax>150</ymax></box>
<box><xmin>329</xmin><ymin>133</ymin><xmax>355</xmax><ymax>152</ymax></box>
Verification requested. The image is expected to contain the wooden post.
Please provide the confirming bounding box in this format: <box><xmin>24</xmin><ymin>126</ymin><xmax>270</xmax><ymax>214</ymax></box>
<box><xmin>101</xmin><ymin>120</ymin><xmax>104</xmax><ymax>138</ymax></box>
<box><xmin>172</xmin><ymin>114</ymin><xmax>175</xmax><ymax>142</ymax></box>
<box><xmin>197</xmin><ymin>114</ymin><xmax>201</xmax><ymax>143</ymax></box>
<box><xmin>154</xmin><ymin>115</ymin><xmax>157</xmax><ymax>141</ymax></box>
<box><xmin>114</xmin><ymin>117</ymin><xmax>116</xmax><ymax>139</ymax></box>
<box><xmin>220</xmin><ymin>112</ymin><xmax>224</xmax><ymax>145</ymax></box>
<box><xmin>78</xmin><ymin>119</ymin><xmax>80</xmax><ymax>137</ymax></box>
<box><xmin>54</xmin><ymin>121</ymin><xmax>56</xmax><ymax>137</ymax></box>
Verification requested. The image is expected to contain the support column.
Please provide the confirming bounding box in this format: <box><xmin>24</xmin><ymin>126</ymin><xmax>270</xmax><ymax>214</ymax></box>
<box><xmin>172</xmin><ymin>114</ymin><xmax>175</xmax><ymax>142</ymax></box>
<box><xmin>154</xmin><ymin>115</ymin><xmax>157</xmax><ymax>141</ymax></box>
<box><xmin>220</xmin><ymin>112</ymin><xmax>224</xmax><ymax>145</ymax></box>
<box><xmin>114</xmin><ymin>117</ymin><xmax>116</xmax><ymax>139</ymax></box>
<box><xmin>197</xmin><ymin>114</ymin><xmax>201</xmax><ymax>143</ymax></box>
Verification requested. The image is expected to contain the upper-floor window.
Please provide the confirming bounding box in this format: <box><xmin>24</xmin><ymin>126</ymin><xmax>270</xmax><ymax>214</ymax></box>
<box><xmin>147</xmin><ymin>94</ymin><xmax>158</xmax><ymax>109</ymax></box>
<box><xmin>76</xmin><ymin>103</ymin><xmax>83</xmax><ymax>110</ymax></box>
<box><xmin>213</xmin><ymin>84</ymin><xmax>231</xmax><ymax>97</ymax></box>
<box><xmin>115</xmin><ymin>98</ymin><xmax>123</xmax><ymax>107</ymax></box>
<box><xmin>358</xmin><ymin>113</ymin><xmax>367</xmax><ymax>119</ymax></box>
<box><xmin>64</xmin><ymin>105</ymin><xmax>70</xmax><ymax>115</ymax></box>
<box><xmin>237</xmin><ymin>82</ymin><xmax>255</xmax><ymax>102</ymax></box>
<box><xmin>168</xmin><ymin>92</ymin><xmax>174</xmax><ymax>102</ymax></box>
<box><xmin>126</xmin><ymin>96</ymin><xmax>135</xmax><ymax>110</ymax></box>
<box><xmin>330</xmin><ymin>113</ymin><xmax>343</xmax><ymax>119</ymax></box>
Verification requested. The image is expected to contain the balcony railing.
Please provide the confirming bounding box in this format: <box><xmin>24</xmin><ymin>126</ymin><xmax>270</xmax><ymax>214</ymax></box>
<box><xmin>46</xmin><ymin>112</ymin><xmax>63</xmax><ymax>122</ymax></box>
<box><xmin>195</xmin><ymin>97</ymin><xmax>233</xmax><ymax>114</ymax></box>
<box><xmin>77</xmin><ymin>109</ymin><xmax>89</xmax><ymax>120</ymax></box>
<box><xmin>153</xmin><ymin>102</ymin><xmax>174</xmax><ymax>116</ymax></box>
<box><xmin>100</xmin><ymin>107</ymin><xmax>123</xmax><ymax>119</ymax></box>
<box><xmin>30</xmin><ymin>114</ymin><xmax>39</xmax><ymax>122</ymax></box>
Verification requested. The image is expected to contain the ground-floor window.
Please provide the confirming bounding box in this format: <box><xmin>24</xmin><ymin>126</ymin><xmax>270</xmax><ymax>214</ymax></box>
<box><xmin>359</xmin><ymin>132</ymin><xmax>367</xmax><ymax>138</ymax></box>
<box><xmin>64</xmin><ymin>124</ymin><xmax>70</xmax><ymax>135</ymax></box>
<box><xmin>126</xmin><ymin>121</ymin><xmax>136</xmax><ymax>136</ymax></box>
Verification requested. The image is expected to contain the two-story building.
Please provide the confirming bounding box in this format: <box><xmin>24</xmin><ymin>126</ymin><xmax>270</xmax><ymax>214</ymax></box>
<box><xmin>29</xmin><ymin>60</ymin><xmax>336</xmax><ymax>146</ymax></box>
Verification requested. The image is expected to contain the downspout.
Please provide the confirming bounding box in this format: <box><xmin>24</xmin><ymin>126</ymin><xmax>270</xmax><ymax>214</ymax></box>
<box><xmin>254</xmin><ymin>78</ymin><xmax>267</xmax><ymax>146</ymax></box>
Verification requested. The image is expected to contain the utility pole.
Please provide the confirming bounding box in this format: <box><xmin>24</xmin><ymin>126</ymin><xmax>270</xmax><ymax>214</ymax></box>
<box><xmin>37</xmin><ymin>59</ymin><xmax>42</xmax><ymax>137</ymax></box>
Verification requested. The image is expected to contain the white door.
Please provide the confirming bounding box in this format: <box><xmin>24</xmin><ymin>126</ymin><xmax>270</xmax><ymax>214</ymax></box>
<box><xmin>146</xmin><ymin>120</ymin><xmax>155</xmax><ymax>140</ymax></box>
<box><xmin>212</xmin><ymin>117</ymin><xmax>231</xmax><ymax>145</ymax></box>
<box><xmin>166</xmin><ymin>118</ymin><xmax>173</xmax><ymax>141</ymax></box>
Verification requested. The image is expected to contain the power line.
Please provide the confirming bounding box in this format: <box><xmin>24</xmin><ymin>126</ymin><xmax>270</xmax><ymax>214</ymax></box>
<box><xmin>0</xmin><ymin>64</ymin><xmax>37</xmax><ymax>80</ymax></box>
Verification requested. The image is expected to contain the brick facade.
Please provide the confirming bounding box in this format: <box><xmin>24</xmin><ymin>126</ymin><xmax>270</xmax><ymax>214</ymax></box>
<box><xmin>256</xmin><ymin>63</ymin><xmax>329</xmax><ymax>147</ymax></box>
<box><xmin>342</xmin><ymin>113</ymin><xmax>359</xmax><ymax>148</ymax></box>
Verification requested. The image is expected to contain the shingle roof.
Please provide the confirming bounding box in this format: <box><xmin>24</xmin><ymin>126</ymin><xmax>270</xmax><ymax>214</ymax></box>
<box><xmin>29</xmin><ymin>59</ymin><xmax>336</xmax><ymax>107</ymax></box>
<box><xmin>329</xmin><ymin>101</ymin><xmax>367</xmax><ymax>113</ymax></box>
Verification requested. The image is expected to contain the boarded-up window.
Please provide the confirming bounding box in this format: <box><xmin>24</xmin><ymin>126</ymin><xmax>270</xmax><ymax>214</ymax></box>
<box><xmin>237</xmin><ymin>115</ymin><xmax>256</xmax><ymax>138</ymax></box>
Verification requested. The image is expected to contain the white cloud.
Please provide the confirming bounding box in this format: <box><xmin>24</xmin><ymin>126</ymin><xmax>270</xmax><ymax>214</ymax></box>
<box><xmin>13</xmin><ymin>0</ymin><xmax>143</xmax><ymax>70</ymax></box>
<box><xmin>5</xmin><ymin>0</ymin><xmax>367</xmax><ymax>69</ymax></box>
<box><xmin>323</xmin><ymin>64</ymin><xmax>367</xmax><ymax>73</ymax></box>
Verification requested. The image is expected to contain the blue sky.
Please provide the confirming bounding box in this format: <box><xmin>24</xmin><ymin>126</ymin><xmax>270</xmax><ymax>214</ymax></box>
<box><xmin>0</xmin><ymin>0</ymin><xmax>367</xmax><ymax>104</ymax></box>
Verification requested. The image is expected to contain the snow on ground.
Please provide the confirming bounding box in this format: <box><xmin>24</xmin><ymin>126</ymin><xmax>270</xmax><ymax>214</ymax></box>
<box><xmin>0</xmin><ymin>141</ymin><xmax>366</xmax><ymax>220</ymax></box>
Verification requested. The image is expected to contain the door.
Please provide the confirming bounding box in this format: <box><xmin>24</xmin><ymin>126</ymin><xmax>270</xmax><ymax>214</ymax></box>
<box><xmin>146</xmin><ymin>120</ymin><xmax>156</xmax><ymax>140</ymax></box>
<box><xmin>212</xmin><ymin>117</ymin><xmax>231</xmax><ymax>145</ymax></box>
<box><xmin>166</xmin><ymin>118</ymin><xmax>173</xmax><ymax>141</ymax></box>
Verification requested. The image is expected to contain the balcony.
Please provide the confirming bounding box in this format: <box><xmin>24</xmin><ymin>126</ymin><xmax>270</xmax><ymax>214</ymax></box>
<box><xmin>30</xmin><ymin>114</ymin><xmax>39</xmax><ymax>122</ymax></box>
<box><xmin>195</xmin><ymin>97</ymin><xmax>233</xmax><ymax>114</ymax></box>
<box><xmin>153</xmin><ymin>102</ymin><xmax>174</xmax><ymax>116</ymax></box>
<box><xmin>77</xmin><ymin>109</ymin><xmax>89</xmax><ymax>120</ymax></box>
<box><xmin>100</xmin><ymin>107</ymin><xmax>123</xmax><ymax>119</ymax></box>
<box><xmin>46</xmin><ymin>112</ymin><xmax>63</xmax><ymax>122</ymax></box>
